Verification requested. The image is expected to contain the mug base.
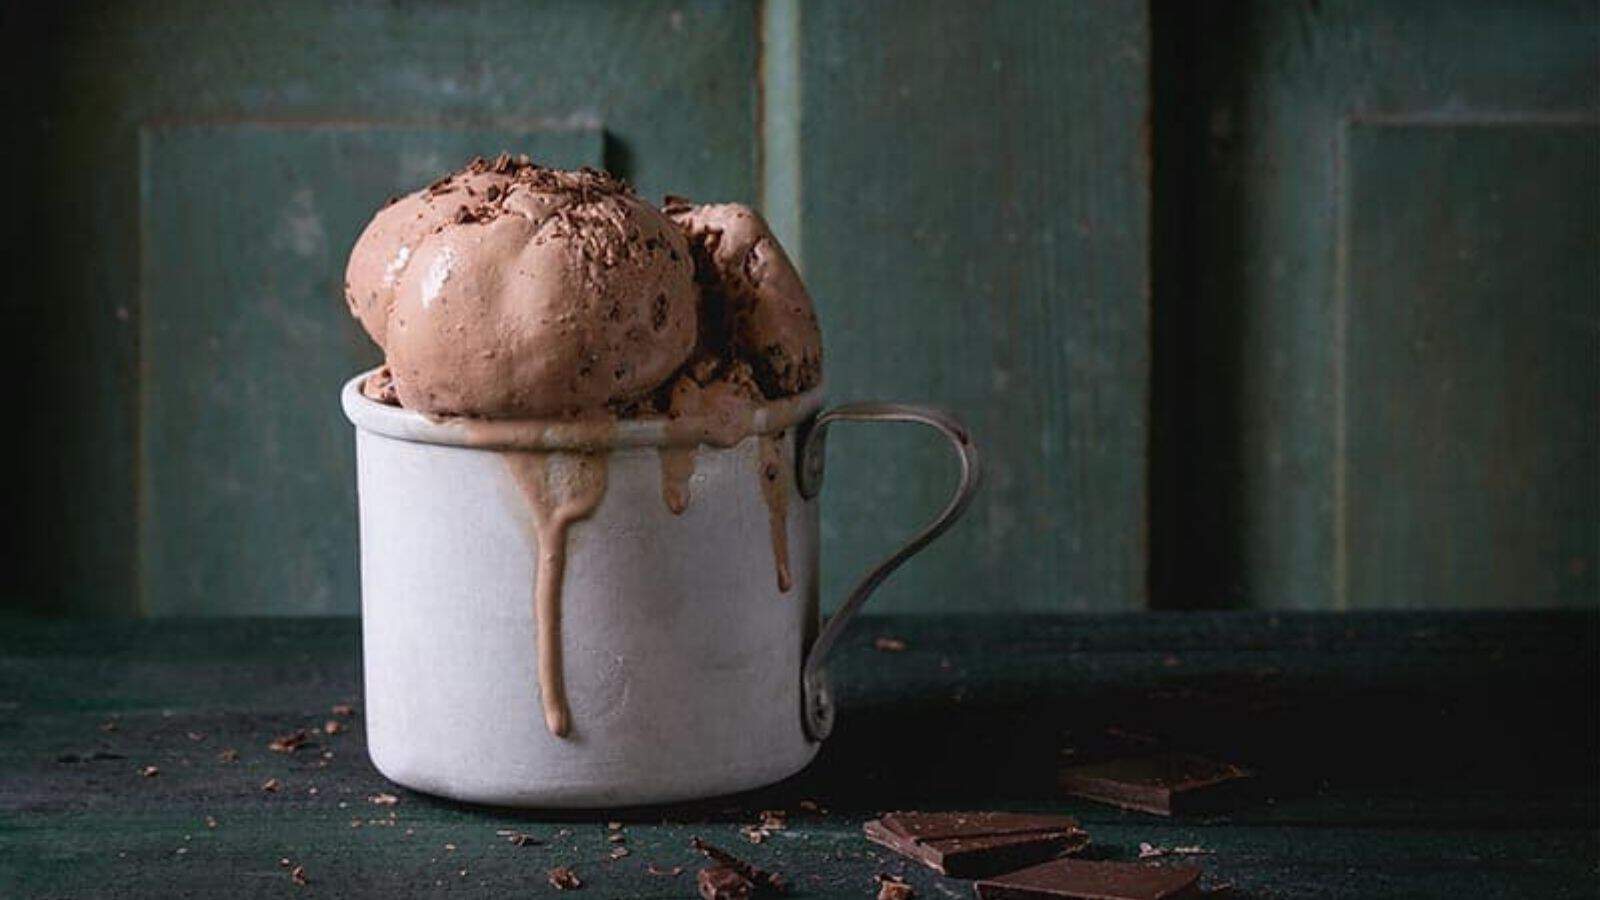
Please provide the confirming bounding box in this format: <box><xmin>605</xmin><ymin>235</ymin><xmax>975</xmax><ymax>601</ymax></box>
<box><xmin>366</xmin><ymin>743</ymin><xmax>820</xmax><ymax>809</ymax></box>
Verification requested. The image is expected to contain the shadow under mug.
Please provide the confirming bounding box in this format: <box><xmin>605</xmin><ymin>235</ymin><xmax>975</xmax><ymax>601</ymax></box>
<box><xmin>341</xmin><ymin>370</ymin><xmax>979</xmax><ymax>807</ymax></box>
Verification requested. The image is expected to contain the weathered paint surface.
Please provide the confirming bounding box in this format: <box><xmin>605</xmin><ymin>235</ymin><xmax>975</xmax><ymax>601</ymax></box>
<box><xmin>2</xmin><ymin>614</ymin><xmax>1596</xmax><ymax>896</ymax></box>
<box><xmin>1166</xmin><ymin>0</ymin><xmax>1599</xmax><ymax>609</ymax></box>
<box><xmin>1342</xmin><ymin>122</ymin><xmax>1598</xmax><ymax>609</ymax></box>
<box><xmin>798</xmin><ymin>0</ymin><xmax>1152</xmax><ymax>612</ymax></box>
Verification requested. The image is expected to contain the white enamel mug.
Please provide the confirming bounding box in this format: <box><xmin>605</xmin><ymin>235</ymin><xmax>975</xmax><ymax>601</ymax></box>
<box><xmin>341</xmin><ymin>370</ymin><xmax>979</xmax><ymax>807</ymax></box>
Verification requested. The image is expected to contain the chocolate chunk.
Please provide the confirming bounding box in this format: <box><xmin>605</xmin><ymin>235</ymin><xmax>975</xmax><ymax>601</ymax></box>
<box><xmin>698</xmin><ymin>865</ymin><xmax>753</xmax><ymax>899</ymax></box>
<box><xmin>1059</xmin><ymin>753</ymin><xmax>1252</xmax><ymax>817</ymax></box>
<box><xmin>863</xmin><ymin>811</ymin><xmax>1088</xmax><ymax>879</ymax></box>
<box><xmin>690</xmin><ymin>837</ymin><xmax>786</xmax><ymax>894</ymax></box>
<box><xmin>877</xmin><ymin>874</ymin><xmax>915</xmax><ymax>900</ymax></box>
<box><xmin>975</xmin><ymin>858</ymin><xmax>1202</xmax><ymax>900</ymax></box>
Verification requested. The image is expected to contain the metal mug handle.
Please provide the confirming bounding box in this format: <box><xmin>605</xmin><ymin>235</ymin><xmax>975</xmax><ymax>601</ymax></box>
<box><xmin>794</xmin><ymin>402</ymin><xmax>982</xmax><ymax>741</ymax></box>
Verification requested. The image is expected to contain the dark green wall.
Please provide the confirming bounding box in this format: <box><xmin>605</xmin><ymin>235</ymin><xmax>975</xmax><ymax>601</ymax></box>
<box><xmin>5</xmin><ymin>1</ymin><xmax>1595</xmax><ymax>616</ymax></box>
<box><xmin>1154</xmin><ymin>0</ymin><xmax>1598</xmax><ymax>610</ymax></box>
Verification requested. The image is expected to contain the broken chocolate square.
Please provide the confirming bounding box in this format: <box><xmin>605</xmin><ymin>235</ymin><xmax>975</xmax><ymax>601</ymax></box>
<box><xmin>863</xmin><ymin>811</ymin><xmax>1088</xmax><ymax>878</ymax></box>
<box><xmin>1058</xmin><ymin>753</ymin><xmax>1252</xmax><ymax>817</ymax></box>
<box><xmin>975</xmin><ymin>858</ymin><xmax>1201</xmax><ymax>900</ymax></box>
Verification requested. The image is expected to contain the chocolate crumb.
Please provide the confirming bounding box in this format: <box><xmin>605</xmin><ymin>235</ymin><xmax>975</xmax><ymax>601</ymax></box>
<box><xmin>369</xmin><ymin>793</ymin><xmax>399</xmax><ymax>806</ymax></box>
<box><xmin>323</xmin><ymin>719</ymin><xmax>344</xmax><ymax>735</ymax></box>
<box><xmin>218</xmin><ymin>748</ymin><xmax>239</xmax><ymax>763</ymax></box>
<box><xmin>290</xmin><ymin>864</ymin><xmax>309</xmax><ymax>886</ymax></box>
<box><xmin>331</xmin><ymin>704</ymin><xmax>356</xmax><ymax>717</ymax></box>
<box><xmin>877</xmin><ymin>874</ymin><xmax>915</xmax><ymax>900</ymax></box>
<box><xmin>648</xmin><ymin>864</ymin><xmax>685</xmax><ymax>877</ymax></box>
<box><xmin>874</xmin><ymin>636</ymin><xmax>908</xmax><ymax>652</ymax></box>
<box><xmin>698</xmin><ymin>865</ymin><xmax>753</xmax><ymax>899</ymax></box>
<box><xmin>204</xmin><ymin>816</ymin><xmax>218</xmax><ymax>828</ymax></box>
<box><xmin>547</xmin><ymin>866</ymin><xmax>582</xmax><ymax>890</ymax></box>
<box><xmin>139</xmin><ymin>765</ymin><xmax>160</xmax><ymax>778</ymax></box>
<box><xmin>268</xmin><ymin>730</ymin><xmax>309</xmax><ymax>753</ymax></box>
<box><xmin>261</xmin><ymin>778</ymin><xmax>281</xmax><ymax>793</ymax></box>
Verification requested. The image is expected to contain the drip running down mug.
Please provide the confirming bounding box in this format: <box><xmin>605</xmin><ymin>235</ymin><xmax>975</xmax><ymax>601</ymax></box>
<box><xmin>341</xmin><ymin>370</ymin><xmax>979</xmax><ymax>807</ymax></box>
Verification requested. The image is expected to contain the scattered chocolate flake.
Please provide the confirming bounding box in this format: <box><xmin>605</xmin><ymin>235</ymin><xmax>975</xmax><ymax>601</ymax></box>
<box><xmin>261</xmin><ymin>778</ymin><xmax>282</xmax><ymax>793</ymax></box>
<box><xmin>1137</xmin><ymin>842</ymin><xmax>1212</xmax><ymax>859</ymax></box>
<box><xmin>369</xmin><ymin>793</ymin><xmax>399</xmax><ymax>806</ymax></box>
<box><xmin>218</xmin><ymin>748</ymin><xmax>239</xmax><ymax>763</ymax></box>
<box><xmin>798</xmin><ymin>799</ymin><xmax>823</xmax><ymax>814</ymax></box>
<box><xmin>204</xmin><ymin>816</ymin><xmax>218</xmax><ymax>829</ymax></box>
<box><xmin>874</xmin><ymin>636</ymin><xmax>908</xmax><ymax>652</ymax></box>
<box><xmin>608</xmin><ymin>833</ymin><xmax>626</xmax><ymax>844</ymax></box>
<box><xmin>609</xmin><ymin>845</ymin><xmax>630</xmax><ymax>860</ymax></box>
<box><xmin>453</xmin><ymin>205</ymin><xmax>475</xmax><ymax>225</ymax></box>
<box><xmin>759</xmin><ymin>810</ymin><xmax>788</xmax><ymax>831</ymax></box>
<box><xmin>877</xmin><ymin>874</ymin><xmax>915</xmax><ymax>900</ymax></box>
<box><xmin>698</xmin><ymin>864</ymin><xmax>753</xmax><ymax>899</ymax></box>
<box><xmin>648</xmin><ymin>864</ymin><xmax>685</xmax><ymax>877</ymax></box>
<box><xmin>502</xmin><ymin>831</ymin><xmax>543</xmax><ymax>847</ymax></box>
<box><xmin>290</xmin><ymin>864</ymin><xmax>309</xmax><ymax>886</ymax></box>
<box><xmin>690</xmin><ymin>837</ymin><xmax>786</xmax><ymax>894</ymax></box>
<box><xmin>186</xmin><ymin>731</ymin><xmax>206</xmax><ymax>742</ymax></box>
<box><xmin>740</xmin><ymin>826</ymin><xmax>766</xmax><ymax>844</ymax></box>
<box><xmin>323</xmin><ymin>719</ymin><xmax>344</xmax><ymax>735</ymax></box>
<box><xmin>331</xmin><ymin>704</ymin><xmax>356</xmax><ymax>717</ymax></box>
<box><xmin>444</xmin><ymin>843</ymin><xmax>457</xmax><ymax>852</ymax></box>
<box><xmin>279</xmin><ymin>858</ymin><xmax>291</xmax><ymax>868</ymax></box>
<box><xmin>268</xmin><ymin>730</ymin><xmax>310</xmax><ymax>754</ymax></box>
<box><xmin>607</xmin><ymin>820</ymin><xmax>623</xmax><ymax>831</ymax></box>
<box><xmin>139</xmin><ymin>765</ymin><xmax>160</xmax><ymax>778</ymax></box>
<box><xmin>547</xmin><ymin>866</ymin><xmax>582</xmax><ymax>890</ymax></box>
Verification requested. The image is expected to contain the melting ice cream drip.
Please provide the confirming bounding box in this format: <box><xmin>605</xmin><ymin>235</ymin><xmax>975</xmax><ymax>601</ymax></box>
<box><xmin>658</xmin><ymin>446</ymin><xmax>696</xmax><ymax>515</ymax></box>
<box><xmin>504</xmin><ymin>450</ymin><xmax>608</xmax><ymax>738</ymax></box>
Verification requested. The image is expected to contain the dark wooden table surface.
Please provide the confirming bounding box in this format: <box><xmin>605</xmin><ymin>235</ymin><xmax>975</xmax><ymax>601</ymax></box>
<box><xmin>2</xmin><ymin>612</ymin><xmax>1596</xmax><ymax>898</ymax></box>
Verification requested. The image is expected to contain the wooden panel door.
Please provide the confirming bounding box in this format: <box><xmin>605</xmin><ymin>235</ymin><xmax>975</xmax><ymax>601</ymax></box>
<box><xmin>1163</xmin><ymin>0</ymin><xmax>1598</xmax><ymax>609</ymax></box>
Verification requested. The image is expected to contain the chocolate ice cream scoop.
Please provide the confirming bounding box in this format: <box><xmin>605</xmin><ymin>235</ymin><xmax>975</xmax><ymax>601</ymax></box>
<box><xmin>665</xmin><ymin>200</ymin><xmax>823</xmax><ymax>399</ymax></box>
<box><xmin>345</xmin><ymin>155</ymin><xmax>698</xmax><ymax>418</ymax></box>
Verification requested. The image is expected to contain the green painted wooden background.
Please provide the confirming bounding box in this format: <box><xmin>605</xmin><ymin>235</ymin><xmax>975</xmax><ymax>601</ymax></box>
<box><xmin>5</xmin><ymin>0</ymin><xmax>1596</xmax><ymax>617</ymax></box>
<box><xmin>1154</xmin><ymin>0</ymin><xmax>1598</xmax><ymax>610</ymax></box>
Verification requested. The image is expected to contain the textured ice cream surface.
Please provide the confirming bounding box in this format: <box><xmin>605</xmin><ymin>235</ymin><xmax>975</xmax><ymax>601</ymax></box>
<box><xmin>664</xmin><ymin>199</ymin><xmax>823</xmax><ymax>399</ymax></box>
<box><xmin>345</xmin><ymin>155</ymin><xmax>698</xmax><ymax>418</ymax></box>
